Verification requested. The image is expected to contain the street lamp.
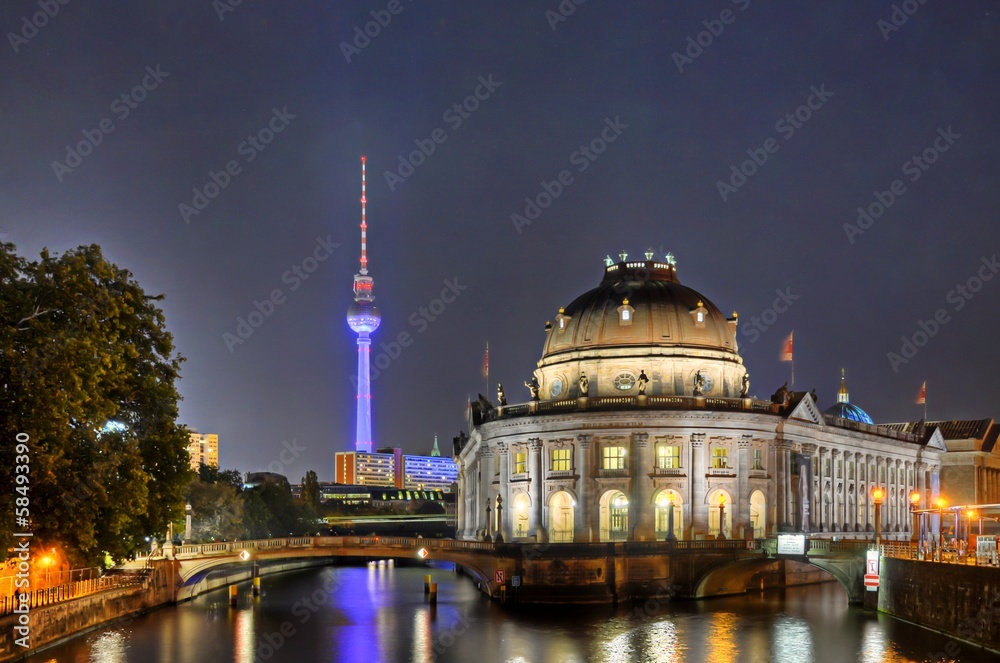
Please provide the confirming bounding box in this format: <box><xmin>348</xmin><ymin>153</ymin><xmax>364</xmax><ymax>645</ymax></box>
<box><xmin>933</xmin><ymin>497</ymin><xmax>947</xmax><ymax>560</ymax></box>
<box><xmin>872</xmin><ymin>486</ymin><xmax>885</xmax><ymax>548</ymax></box>
<box><xmin>909</xmin><ymin>490</ymin><xmax>921</xmax><ymax>547</ymax></box>
<box><xmin>717</xmin><ymin>494</ymin><xmax>726</xmax><ymax>541</ymax></box>
<box><xmin>667</xmin><ymin>492</ymin><xmax>677</xmax><ymax>542</ymax></box>
<box><xmin>40</xmin><ymin>554</ymin><xmax>53</xmax><ymax>589</ymax></box>
<box><xmin>657</xmin><ymin>492</ymin><xmax>677</xmax><ymax>542</ymax></box>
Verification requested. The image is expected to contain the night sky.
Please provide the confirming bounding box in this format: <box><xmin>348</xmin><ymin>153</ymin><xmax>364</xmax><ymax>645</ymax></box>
<box><xmin>3</xmin><ymin>2</ymin><xmax>999</xmax><ymax>481</ymax></box>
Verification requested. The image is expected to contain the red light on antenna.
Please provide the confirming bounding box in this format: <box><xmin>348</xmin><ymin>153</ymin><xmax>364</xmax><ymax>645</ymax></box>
<box><xmin>361</xmin><ymin>156</ymin><xmax>366</xmax><ymax>162</ymax></box>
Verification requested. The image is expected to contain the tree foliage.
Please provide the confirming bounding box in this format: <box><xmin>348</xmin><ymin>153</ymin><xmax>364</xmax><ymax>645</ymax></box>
<box><xmin>302</xmin><ymin>469</ymin><xmax>320</xmax><ymax>511</ymax></box>
<box><xmin>0</xmin><ymin>243</ymin><xmax>190</xmax><ymax>565</ymax></box>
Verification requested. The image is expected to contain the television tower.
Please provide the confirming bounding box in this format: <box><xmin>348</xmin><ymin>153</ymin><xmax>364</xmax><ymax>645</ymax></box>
<box><xmin>346</xmin><ymin>156</ymin><xmax>381</xmax><ymax>453</ymax></box>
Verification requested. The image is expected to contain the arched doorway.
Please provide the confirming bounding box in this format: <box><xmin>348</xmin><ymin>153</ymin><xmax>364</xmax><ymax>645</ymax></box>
<box><xmin>654</xmin><ymin>489</ymin><xmax>683</xmax><ymax>540</ymax></box>
<box><xmin>749</xmin><ymin>490</ymin><xmax>766</xmax><ymax>538</ymax></box>
<box><xmin>547</xmin><ymin>491</ymin><xmax>574</xmax><ymax>542</ymax></box>
<box><xmin>512</xmin><ymin>493</ymin><xmax>531</xmax><ymax>539</ymax></box>
<box><xmin>600</xmin><ymin>490</ymin><xmax>629</xmax><ymax>541</ymax></box>
<box><xmin>706</xmin><ymin>488</ymin><xmax>732</xmax><ymax>539</ymax></box>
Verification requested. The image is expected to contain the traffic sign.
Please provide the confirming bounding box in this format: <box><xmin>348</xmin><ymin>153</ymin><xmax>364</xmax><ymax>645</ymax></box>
<box><xmin>864</xmin><ymin>573</ymin><xmax>880</xmax><ymax>591</ymax></box>
<box><xmin>511</xmin><ymin>575</ymin><xmax>521</xmax><ymax>587</ymax></box>
<box><xmin>494</xmin><ymin>569</ymin><xmax>505</xmax><ymax>584</ymax></box>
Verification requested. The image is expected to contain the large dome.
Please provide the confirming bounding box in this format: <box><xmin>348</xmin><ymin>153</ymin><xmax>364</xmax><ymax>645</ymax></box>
<box><xmin>533</xmin><ymin>253</ymin><xmax>745</xmax><ymax>399</ymax></box>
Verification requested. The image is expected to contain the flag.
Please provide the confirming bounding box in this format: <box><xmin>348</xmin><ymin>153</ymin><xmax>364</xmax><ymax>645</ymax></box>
<box><xmin>483</xmin><ymin>342</ymin><xmax>489</xmax><ymax>378</ymax></box>
<box><xmin>780</xmin><ymin>332</ymin><xmax>794</xmax><ymax>362</ymax></box>
<box><xmin>916</xmin><ymin>381</ymin><xmax>926</xmax><ymax>405</ymax></box>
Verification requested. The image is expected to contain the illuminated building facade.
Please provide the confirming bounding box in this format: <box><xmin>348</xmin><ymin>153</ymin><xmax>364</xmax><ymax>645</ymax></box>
<box><xmin>335</xmin><ymin>447</ymin><xmax>458</xmax><ymax>492</ymax></box>
<box><xmin>458</xmin><ymin>251</ymin><xmax>947</xmax><ymax>543</ymax></box>
<box><xmin>187</xmin><ymin>431</ymin><xmax>219</xmax><ymax>471</ymax></box>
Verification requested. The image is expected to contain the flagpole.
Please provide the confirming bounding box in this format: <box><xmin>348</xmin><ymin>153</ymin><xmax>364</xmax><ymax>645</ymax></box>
<box><xmin>924</xmin><ymin>381</ymin><xmax>927</xmax><ymax>420</ymax></box>
<box><xmin>790</xmin><ymin>331</ymin><xmax>795</xmax><ymax>391</ymax></box>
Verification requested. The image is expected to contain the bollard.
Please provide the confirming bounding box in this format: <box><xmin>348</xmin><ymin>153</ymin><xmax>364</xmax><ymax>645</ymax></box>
<box><xmin>253</xmin><ymin>576</ymin><xmax>261</xmax><ymax>597</ymax></box>
<box><xmin>424</xmin><ymin>574</ymin><xmax>432</xmax><ymax>595</ymax></box>
<box><xmin>229</xmin><ymin>585</ymin><xmax>238</xmax><ymax>607</ymax></box>
<box><xmin>428</xmin><ymin>582</ymin><xmax>437</xmax><ymax>605</ymax></box>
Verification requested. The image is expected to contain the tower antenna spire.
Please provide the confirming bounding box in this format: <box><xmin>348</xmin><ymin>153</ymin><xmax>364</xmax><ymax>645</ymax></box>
<box><xmin>360</xmin><ymin>156</ymin><xmax>368</xmax><ymax>275</ymax></box>
<box><xmin>347</xmin><ymin>155</ymin><xmax>381</xmax><ymax>455</ymax></box>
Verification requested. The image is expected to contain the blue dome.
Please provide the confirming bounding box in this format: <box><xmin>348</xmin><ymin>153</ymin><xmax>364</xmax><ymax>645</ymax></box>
<box><xmin>824</xmin><ymin>402</ymin><xmax>874</xmax><ymax>425</ymax></box>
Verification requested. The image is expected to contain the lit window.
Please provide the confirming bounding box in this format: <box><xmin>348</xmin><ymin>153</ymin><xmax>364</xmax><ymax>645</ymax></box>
<box><xmin>691</xmin><ymin>300</ymin><xmax>708</xmax><ymax>328</ymax></box>
<box><xmin>614</xmin><ymin>372</ymin><xmax>636</xmax><ymax>391</ymax></box>
<box><xmin>514</xmin><ymin>451</ymin><xmax>526</xmax><ymax>474</ymax></box>
<box><xmin>711</xmin><ymin>447</ymin><xmax>728</xmax><ymax>469</ymax></box>
<box><xmin>602</xmin><ymin>446</ymin><xmax>626</xmax><ymax>470</ymax></box>
<box><xmin>550</xmin><ymin>448</ymin><xmax>571</xmax><ymax>472</ymax></box>
<box><xmin>657</xmin><ymin>445</ymin><xmax>680</xmax><ymax>469</ymax></box>
<box><xmin>617</xmin><ymin>299</ymin><xmax>635</xmax><ymax>326</ymax></box>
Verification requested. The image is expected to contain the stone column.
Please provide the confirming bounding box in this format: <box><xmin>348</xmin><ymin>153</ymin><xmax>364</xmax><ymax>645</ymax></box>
<box><xmin>691</xmin><ymin>433</ymin><xmax>707</xmax><ymax>537</ymax></box>
<box><xmin>575</xmin><ymin>434</ymin><xmax>594</xmax><ymax>542</ymax></box>
<box><xmin>633</xmin><ymin>433</ymin><xmax>654</xmax><ymax>541</ymax></box>
<box><xmin>831</xmin><ymin>449</ymin><xmax>841</xmax><ymax>533</ymax></box>
<box><xmin>784</xmin><ymin>446</ymin><xmax>794</xmax><ymax>529</ymax></box>
<box><xmin>737</xmin><ymin>435</ymin><xmax>752</xmax><ymax>538</ymax></box>
<box><xmin>528</xmin><ymin>438</ymin><xmax>544</xmax><ymax>541</ymax></box>
<box><xmin>456</xmin><ymin>459</ymin><xmax>466</xmax><ymax>537</ymax></box>
<box><xmin>773</xmin><ymin>440</ymin><xmax>787</xmax><ymax>531</ymax></box>
<box><xmin>799</xmin><ymin>443</ymin><xmax>815</xmax><ymax>534</ymax></box>
<box><xmin>816</xmin><ymin>446</ymin><xmax>826</xmax><ymax>531</ymax></box>
<box><xmin>479</xmin><ymin>448</ymin><xmax>495</xmax><ymax>537</ymax></box>
<box><xmin>497</xmin><ymin>443</ymin><xmax>509</xmax><ymax>540</ymax></box>
<box><xmin>864</xmin><ymin>454</ymin><xmax>874</xmax><ymax>530</ymax></box>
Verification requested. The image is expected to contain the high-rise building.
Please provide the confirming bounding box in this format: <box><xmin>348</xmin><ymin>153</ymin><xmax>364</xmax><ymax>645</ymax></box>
<box><xmin>335</xmin><ymin>446</ymin><xmax>458</xmax><ymax>492</ymax></box>
<box><xmin>346</xmin><ymin>156</ymin><xmax>381</xmax><ymax>454</ymax></box>
<box><xmin>187</xmin><ymin>431</ymin><xmax>219</xmax><ymax>471</ymax></box>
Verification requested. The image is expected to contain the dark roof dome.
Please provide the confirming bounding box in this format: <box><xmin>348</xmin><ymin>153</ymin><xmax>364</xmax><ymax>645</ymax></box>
<box><xmin>540</xmin><ymin>253</ymin><xmax>740</xmax><ymax>361</ymax></box>
<box><xmin>823</xmin><ymin>371</ymin><xmax>874</xmax><ymax>425</ymax></box>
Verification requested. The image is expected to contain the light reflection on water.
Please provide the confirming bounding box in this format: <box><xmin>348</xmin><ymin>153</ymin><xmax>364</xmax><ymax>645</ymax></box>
<box><xmin>24</xmin><ymin>565</ymin><xmax>986</xmax><ymax>663</ymax></box>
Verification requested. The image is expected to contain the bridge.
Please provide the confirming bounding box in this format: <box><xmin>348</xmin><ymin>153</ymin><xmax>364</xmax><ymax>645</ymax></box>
<box><xmin>129</xmin><ymin>535</ymin><xmax>876</xmax><ymax>604</ymax></box>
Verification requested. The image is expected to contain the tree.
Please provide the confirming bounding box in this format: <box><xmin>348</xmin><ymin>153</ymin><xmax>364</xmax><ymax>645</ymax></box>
<box><xmin>0</xmin><ymin>243</ymin><xmax>190</xmax><ymax>565</ymax></box>
<box><xmin>184</xmin><ymin>477</ymin><xmax>245</xmax><ymax>542</ymax></box>
<box><xmin>302</xmin><ymin>470</ymin><xmax>321</xmax><ymax>511</ymax></box>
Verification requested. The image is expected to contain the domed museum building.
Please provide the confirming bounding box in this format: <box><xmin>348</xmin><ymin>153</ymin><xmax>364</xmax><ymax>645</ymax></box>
<box><xmin>456</xmin><ymin>251</ymin><xmax>946</xmax><ymax>543</ymax></box>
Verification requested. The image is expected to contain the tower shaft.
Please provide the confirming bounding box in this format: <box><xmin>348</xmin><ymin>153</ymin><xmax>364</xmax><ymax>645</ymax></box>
<box><xmin>355</xmin><ymin>333</ymin><xmax>373</xmax><ymax>453</ymax></box>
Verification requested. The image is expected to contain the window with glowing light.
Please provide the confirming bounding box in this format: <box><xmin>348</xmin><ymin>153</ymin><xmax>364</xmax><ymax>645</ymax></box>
<box><xmin>602</xmin><ymin>446</ymin><xmax>626</xmax><ymax>470</ymax></box>
<box><xmin>711</xmin><ymin>447</ymin><xmax>729</xmax><ymax>469</ymax></box>
<box><xmin>513</xmin><ymin>451</ymin><xmax>526</xmax><ymax>475</ymax></box>
<box><xmin>550</xmin><ymin>448</ymin><xmax>571</xmax><ymax>472</ymax></box>
<box><xmin>656</xmin><ymin>445</ymin><xmax>680</xmax><ymax>469</ymax></box>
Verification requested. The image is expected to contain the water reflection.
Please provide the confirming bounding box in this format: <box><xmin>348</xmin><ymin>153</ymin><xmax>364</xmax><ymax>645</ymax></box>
<box><xmin>705</xmin><ymin>612</ymin><xmax>739</xmax><ymax>662</ymax></box>
<box><xmin>22</xmin><ymin>566</ymin><xmax>986</xmax><ymax>663</ymax></box>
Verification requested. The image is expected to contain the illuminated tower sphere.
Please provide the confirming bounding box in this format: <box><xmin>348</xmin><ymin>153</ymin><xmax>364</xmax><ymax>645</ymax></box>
<box><xmin>346</xmin><ymin>156</ymin><xmax>381</xmax><ymax>453</ymax></box>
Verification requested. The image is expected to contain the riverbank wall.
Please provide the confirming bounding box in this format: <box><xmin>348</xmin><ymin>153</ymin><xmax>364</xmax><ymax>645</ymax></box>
<box><xmin>0</xmin><ymin>556</ymin><xmax>338</xmax><ymax>662</ymax></box>
<box><xmin>877</xmin><ymin>557</ymin><xmax>1000</xmax><ymax>656</ymax></box>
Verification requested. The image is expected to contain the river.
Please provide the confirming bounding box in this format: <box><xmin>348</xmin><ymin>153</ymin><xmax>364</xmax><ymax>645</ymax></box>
<box><xmin>22</xmin><ymin>562</ymin><xmax>993</xmax><ymax>663</ymax></box>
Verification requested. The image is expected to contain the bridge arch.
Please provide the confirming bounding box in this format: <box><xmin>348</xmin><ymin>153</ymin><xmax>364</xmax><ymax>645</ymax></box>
<box><xmin>692</xmin><ymin>555</ymin><xmax>863</xmax><ymax>603</ymax></box>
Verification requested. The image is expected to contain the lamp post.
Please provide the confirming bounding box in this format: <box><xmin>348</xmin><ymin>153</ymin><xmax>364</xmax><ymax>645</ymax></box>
<box><xmin>934</xmin><ymin>497</ymin><xmax>947</xmax><ymax>560</ymax></box>
<box><xmin>717</xmin><ymin>494</ymin><xmax>726</xmax><ymax>541</ymax></box>
<box><xmin>667</xmin><ymin>492</ymin><xmax>677</xmax><ymax>542</ymax></box>
<box><xmin>872</xmin><ymin>486</ymin><xmax>884</xmax><ymax>548</ymax></box>
<box><xmin>909</xmin><ymin>490</ymin><xmax>921</xmax><ymax>548</ymax></box>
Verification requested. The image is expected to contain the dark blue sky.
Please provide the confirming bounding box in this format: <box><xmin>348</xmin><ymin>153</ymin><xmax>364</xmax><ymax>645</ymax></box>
<box><xmin>3</xmin><ymin>1</ymin><xmax>999</xmax><ymax>480</ymax></box>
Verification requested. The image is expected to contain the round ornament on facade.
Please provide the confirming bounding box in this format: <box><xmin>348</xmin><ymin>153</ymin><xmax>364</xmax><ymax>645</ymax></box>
<box><xmin>550</xmin><ymin>377</ymin><xmax>564</xmax><ymax>398</ymax></box>
<box><xmin>614</xmin><ymin>372</ymin><xmax>637</xmax><ymax>391</ymax></box>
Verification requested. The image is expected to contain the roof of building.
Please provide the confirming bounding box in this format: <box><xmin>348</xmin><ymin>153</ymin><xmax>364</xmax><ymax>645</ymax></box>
<box><xmin>540</xmin><ymin>254</ymin><xmax>739</xmax><ymax>361</ymax></box>
<box><xmin>881</xmin><ymin>419</ymin><xmax>999</xmax><ymax>450</ymax></box>
<box><xmin>822</xmin><ymin>371</ymin><xmax>874</xmax><ymax>425</ymax></box>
